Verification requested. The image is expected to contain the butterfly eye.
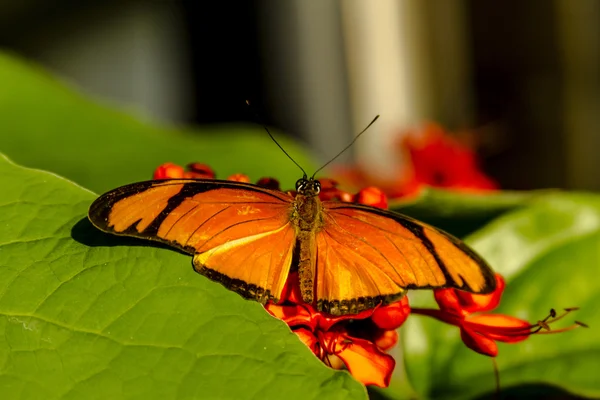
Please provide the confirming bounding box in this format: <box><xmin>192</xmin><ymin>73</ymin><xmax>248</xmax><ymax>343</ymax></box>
<box><xmin>313</xmin><ymin>181</ymin><xmax>321</xmax><ymax>194</ymax></box>
<box><xmin>296</xmin><ymin>179</ymin><xmax>305</xmax><ymax>191</ymax></box>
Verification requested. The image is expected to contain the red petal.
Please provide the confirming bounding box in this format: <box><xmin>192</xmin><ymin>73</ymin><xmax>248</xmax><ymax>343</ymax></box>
<box><xmin>466</xmin><ymin>313</ymin><xmax>531</xmax><ymax>343</ymax></box>
<box><xmin>354</xmin><ymin>186</ymin><xmax>389</xmax><ymax>209</ymax></box>
<box><xmin>318</xmin><ymin>188</ymin><xmax>339</xmax><ymax>201</ymax></box>
<box><xmin>334</xmin><ymin>335</ymin><xmax>396</xmax><ymax>388</ymax></box>
<box><xmin>319</xmin><ymin>178</ymin><xmax>339</xmax><ymax>190</ymax></box>
<box><xmin>460</xmin><ymin>326</ymin><xmax>498</xmax><ymax>357</ymax></box>
<box><xmin>371</xmin><ymin>297</ymin><xmax>410</xmax><ymax>330</ymax></box>
<box><xmin>318</xmin><ymin>307</ymin><xmax>375</xmax><ymax>332</ymax></box>
<box><xmin>433</xmin><ymin>288</ymin><xmax>466</xmax><ymax>316</ymax></box>
<box><xmin>256</xmin><ymin>177</ymin><xmax>280</xmax><ymax>190</ymax></box>
<box><xmin>401</xmin><ymin>123</ymin><xmax>498</xmax><ymax>192</ymax></box>
<box><xmin>278</xmin><ymin>272</ymin><xmax>304</xmax><ymax>304</ymax></box>
<box><xmin>387</xmin><ymin>178</ymin><xmax>423</xmax><ymax>199</ymax></box>
<box><xmin>186</xmin><ymin>163</ymin><xmax>216</xmax><ymax>179</ymax></box>
<box><xmin>455</xmin><ymin>173</ymin><xmax>498</xmax><ymax>191</ymax></box>
<box><xmin>153</xmin><ymin>163</ymin><xmax>185</xmax><ymax>179</ymax></box>
<box><xmin>227</xmin><ymin>173</ymin><xmax>251</xmax><ymax>183</ymax></box>
<box><xmin>294</xmin><ymin>327</ymin><xmax>320</xmax><ymax>356</ymax></box>
<box><xmin>185</xmin><ymin>171</ymin><xmax>215</xmax><ymax>179</ymax></box>
<box><xmin>374</xmin><ymin>330</ymin><xmax>398</xmax><ymax>351</ymax></box>
<box><xmin>264</xmin><ymin>303</ymin><xmax>316</xmax><ymax>329</ymax></box>
<box><xmin>338</xmin><ymin>191</ymin><xmax>355</xmax><ymax>203</ymax></box>
<box><xmin>317</xmin><ymin>177</ymin><xmax>356</xmax><ymax>202</ymax></box>
<box><xmin>434</xmin><ymin>274</ymin><xmax>505</xmax><ymax>315</ymax></box>
<box><xmin>457</xmin><ymin>274</ymin><xmax>505</xmax><ymax>314</ymax></box>
<box><xmin>319</xmin><ymin>188</ymin><xmax>354</xmax><ymax>203</ymax></box>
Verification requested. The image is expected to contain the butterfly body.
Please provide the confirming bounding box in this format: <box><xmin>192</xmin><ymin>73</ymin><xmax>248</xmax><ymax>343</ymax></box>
<box><xmin>290</xmin><ymin>178</ymin><xmax>324</xmax><ymax>305</ymax></box>
<box><xmin>89</xmin><ymin>177</ymin><xmax>496</xmax><ymax>316</ymax></box>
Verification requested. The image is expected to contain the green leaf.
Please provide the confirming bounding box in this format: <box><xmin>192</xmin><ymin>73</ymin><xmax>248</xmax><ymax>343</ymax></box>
<box><xmin>0</xmin><ymin>52</ymin><xmax>315</xmax><ymax>194</ymax></box>
<box><xmin>390</xmin><ymin>187</ymin><xmax>545</xmax><ymax>238</ymax></box>
<box><xmin>401</xmin><ymin>193</ymin><xmax>600</xmax><ymax>399</ymax></box>
<box><xmin>0</xmin><ymin>154</ymin><xmax>365</xmax><ymax>399</ymax></box>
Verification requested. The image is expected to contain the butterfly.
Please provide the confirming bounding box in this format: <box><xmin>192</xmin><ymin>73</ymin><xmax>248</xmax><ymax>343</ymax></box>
<box><xmin>88</xmin><ymin>175</ymin><xmax>496</xmax><ymax>316</ymax></box>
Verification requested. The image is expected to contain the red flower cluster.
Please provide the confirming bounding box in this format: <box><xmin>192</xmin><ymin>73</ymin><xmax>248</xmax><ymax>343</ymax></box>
<box><xmin>154</xmin><ymin>162</ymin><xmax>217</xmax><ymax>180</ymax></box>
<box><xmin>152</xmin><ymin>162</ymin><xmax>583</xmax><ymax>388</ymax></box>
<box><xmin>266</xmin><ymin>272</ymin><xmax>408</xmax><ymax>387</ymax></box>
<box><xmin>411</xmin><ymin>274</ymin><xmax>584</xmax><ymax>357</ymax></box>
<box><xmin>398</xmin><ymin>123</ymin><xmax>498</xmax><ymax>196</ymax></box>
<box><xmin>335</xmin><ymin>123</ymin><xmax>498</xmax><ymax>198</ymax></box>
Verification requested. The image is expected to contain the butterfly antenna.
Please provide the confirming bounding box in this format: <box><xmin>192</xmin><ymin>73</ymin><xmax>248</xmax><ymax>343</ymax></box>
<box><xmin>311</xmin><ymin>115</ymin><xmax>380</xmax><ymax>178</ymax></box>
<box><xmin>246</xmin><ymin>100</ymin><xmax>307</xmax><ymax>178</ymax></box>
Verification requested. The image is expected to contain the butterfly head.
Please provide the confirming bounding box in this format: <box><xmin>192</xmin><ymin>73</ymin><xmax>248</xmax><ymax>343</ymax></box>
<box><xmin>296</xmin><ymin>177</ymin><xmax>321</xmax><ymax>197</ymax></box>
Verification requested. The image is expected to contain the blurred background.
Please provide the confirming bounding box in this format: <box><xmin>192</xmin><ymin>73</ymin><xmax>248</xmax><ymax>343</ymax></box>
<box><xmin>1</xmin><ymin>0</ymin><xmax>599</xmax><ymax>191</ymax></box>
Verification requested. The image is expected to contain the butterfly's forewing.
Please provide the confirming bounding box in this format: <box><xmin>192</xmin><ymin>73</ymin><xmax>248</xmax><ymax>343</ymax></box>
<box><xmin>88</xmin><ymin>179</ymin><xmax>297</xmax><ymax>303</ymax></box>
<box><xmin>315</xmin><ymin>202</ymin><xmax>496</xmax><ymax>314</ymax></box>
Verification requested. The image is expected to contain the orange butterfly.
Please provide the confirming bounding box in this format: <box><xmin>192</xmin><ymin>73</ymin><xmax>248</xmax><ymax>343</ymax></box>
<box><xmin>88</xmin><ymin>175</ymin><xmax>496</xmax><ymax>315</ymax></box>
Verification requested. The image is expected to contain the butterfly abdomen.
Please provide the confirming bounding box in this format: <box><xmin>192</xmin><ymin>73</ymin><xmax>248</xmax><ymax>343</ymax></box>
<box><xmin>291</xmin><ymin>194</ymin><xmax>324</xmax><ymax>305</ymax></box>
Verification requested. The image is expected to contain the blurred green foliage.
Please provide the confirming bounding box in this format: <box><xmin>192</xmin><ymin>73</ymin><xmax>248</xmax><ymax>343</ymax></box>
<box><xmin>0</xmin><ymin>52</ymin><xmax>316</xmax><ymax>194</ymax></box>
<box><xmin>398</xmin><ymin>193</ymin><xmax>600</xmax><ymax>400</ymax></box>
<box><xmin>390</xmin><ymin>188</ymin><xmax>545</xmax><ymax>238</ymax></box>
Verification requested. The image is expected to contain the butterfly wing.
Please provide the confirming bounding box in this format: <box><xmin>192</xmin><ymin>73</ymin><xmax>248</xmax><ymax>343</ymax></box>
<box><xmin>315</xmin><ymin>202</ymin><xmax>496</xmax><ymax>315</ymax></box>
<box><xmin>88</xmin><ymin>179</ymin><xmax>297</xmax><ymax>303</ymax></box>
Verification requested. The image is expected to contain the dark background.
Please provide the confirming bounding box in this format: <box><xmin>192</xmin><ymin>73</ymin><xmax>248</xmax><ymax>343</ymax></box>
<box><xmin>1</xmin><ymin>0</ymin><xmax>598</xmax><ymax>190</ymax></box>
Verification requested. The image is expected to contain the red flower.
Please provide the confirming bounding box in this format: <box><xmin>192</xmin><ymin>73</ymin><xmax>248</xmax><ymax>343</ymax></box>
<box><xmin>224</xmin><ymin>173</ymin><xmax>250</xmax><ymax>183</ymax></box>
<box><xmin>316</xmin><ymin>178</ymin><xmax>389</xmax><ymax>209</ymax></box>
<box><xmin>354</xmin><ymin>186</ymin><xmax>388</xmax><ymax>209</ymax></box>
<box><xmin>316</xmin><ymin>178</ymin><xmax>354</xmax><ymax>202</ymax></box>
<box><xmin>152</xmin><ymin>162</ymin><xmax>391</xmax><ymax>210</ymax></box>
<box><xmin>265</xmin><ymin>272</ymin><xmax>409</xmax><ymax>388</ymax></box>
<box><xmin>153</xmin><ymin>162</ymin><xmax>216</xmax><ymax>180</ymax></box>
<box><xmin>153</xmin><ymin>162</ymin><xmax>185</xmax><ymax>179</ymax></box>
<box><xmin>411</xmin><ymin>274</ymin><xmax>584</xmax><ymax>357</ymax></box>
<box><xmin>186</xmin><ymin>163</ymin><xmax>216</xmax><ymax>179</ymax></box>
<box><xmin>334</xmin><ymin>122</ymin><xmax>498</xmax><ymax>198</ymax></box>
<box><xmin>396</xmin><ymin>123</ymin><xmax>498</xmax><ymax>197</ymax></box>
<box><xmin>256</xmin><ymin>177</ymin><xmax>281</xmax><ymax>190</ymax></box>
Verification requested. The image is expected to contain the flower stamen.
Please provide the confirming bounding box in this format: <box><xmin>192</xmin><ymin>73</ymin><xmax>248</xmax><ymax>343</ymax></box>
<box><xmin>530</xmin><ymin>308</ymin><xmax>585</xmax><ymax>334</ymax></box>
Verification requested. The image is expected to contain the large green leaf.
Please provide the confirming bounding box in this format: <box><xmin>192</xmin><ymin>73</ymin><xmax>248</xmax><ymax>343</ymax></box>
<box><xmin>0</xmin><ymin>52</ymin><xmax>316</xmax><ymax>194</ymax></box>
<box><xmin>401</xmin><ymin>193</ymin><xmax>600</xmax><ymax>399</ymax></box>
<box><xmin>0</xmin><ymin>154</ymin><xmax>365</xmax><ymax>399</ymax></box>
